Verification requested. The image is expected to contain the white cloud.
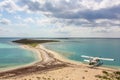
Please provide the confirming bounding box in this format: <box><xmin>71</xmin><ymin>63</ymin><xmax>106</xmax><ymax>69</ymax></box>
<box><xmin>0</xmin><ymin>18</ymin><xmax>11</xmax><ymax>24</ymax></box>
<box><xmin>0</xmin><ymin>0</ymin><xmax>28</xmax><ymax>13</ymax></box>
<box><xmin>95</xmin><ymin>19</ymin><xmax>120</xmax><ymax>24</ymax></box>
<box><xmin>24</xmin><ymin>18</ymin><xmax>34</xmax><ymax>23</ymax></box>
<box><xmin>50</xmin><ymin>24</ymin><xmax>120</xmax><ymax>37</ymax></box>
<box><xmin>36</xmin><ymin>17</ymin><xmax>53</xmax><ymax>25</ymax></box>
<box><xmin>0</xmin><ymin>0</ymin><xmax>120</xmax><ymax>37</ymax></box>
<box><xmin>80</xmin><ymin>0</ymin><xmax>120</xmax><ymax>10</ymax></box>
<box><xmin>0</xmin><ymin>0</ymin><xmax>18</xmax><ymax>12</ymax></box>
<box><xmin>99</xmin><ymin>0</ymin><xmax>120</xmax><ymax>9</ymax></box>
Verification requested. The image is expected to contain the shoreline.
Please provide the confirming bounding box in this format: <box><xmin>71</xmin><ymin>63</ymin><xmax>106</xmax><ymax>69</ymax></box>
<box><xmin>39</xmin><ymin>44</ymin><xmax>119</xmax><ymax>70</ymax></box>
<box><xmin>0</xmin><ymin>44</ymin><xmax>70</xmax><ymax>79</ymax></box>
<box><xmin>42</xmin><ymin>44</ymin><xmax>120</xmax><ymax>70</ymax></box>
<box><xmin>0</xmin><ymin>44</ymin><xmax>119</xmax><ymax>79</ymax></box>
<box><xmin>0</xmin><ymin>45</ymin><xmax>42</xmax><ymax>73</ymax></box>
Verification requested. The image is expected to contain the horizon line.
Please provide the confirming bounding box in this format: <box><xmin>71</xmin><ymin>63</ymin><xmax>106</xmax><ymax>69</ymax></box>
<box><xmin>0</xmin><ymin>37</ymin><xmax>120</xmax><ymax>39</ymax></box>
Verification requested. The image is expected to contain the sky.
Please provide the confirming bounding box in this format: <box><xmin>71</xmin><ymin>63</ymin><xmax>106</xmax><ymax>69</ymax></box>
<box><xmin>0</xmin><ymin>0</ymin><xmax>120</xmax><ymax>38</ymax></box>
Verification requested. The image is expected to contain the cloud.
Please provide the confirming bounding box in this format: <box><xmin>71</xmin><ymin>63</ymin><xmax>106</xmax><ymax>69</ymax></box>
<box><xmin>94</xmin><ymin>19</ymin><xmax>120</xmax><ymax>27</ymax></box>
<box><xmin>0</xmin><ymin>0</ymin><xmax>19</xmax><ymax>12</ymax></box>
<box><xmin>0</xmin><ymin>0</ymin><xmax>120</xmax><ymax>37</ymax></box>
<box><xmin>52</xmin><ymin>25</ymin><xmax>120</xmax><ymax>37</ymax></box>
<box><xmin>24</xmin><ymin>18</ymin><xmax>34</xmax><ymax>23</ymax></box>
<box><xmin>0</xmin><ymin>18</ymin><xmax>11</xmax><ymax>24</ymax></box>
<box><xmin>1</xmin><ymin>0</ymin><xmax>120</xmax><ymax>21</ymax></box>
<box><xmin>14</xmin><ymin>0</ymin><xmax>120</xmax><ymax>28</ymax></box>
<box><xmin>51</xmin><ymin>5</ymin><xmax>120</xmax><ymax>20</ymax></box>
<box><xmin>79</xmin><ymin>0</ymin><xmax>120</xmax><ymax>10</ymax></box>
<box><xmin>16</xmin><ymin>0</ymin><xmax>120</xmax><ymax>20</ymax></box>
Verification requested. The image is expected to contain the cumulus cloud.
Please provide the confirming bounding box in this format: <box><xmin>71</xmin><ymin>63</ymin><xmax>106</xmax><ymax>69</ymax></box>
<box><xmin>51</xmin><ymin>5</ymin><xmax>120</xmax><ymax>20</ymax></box>
<box><xmin>1</xmin><ymin>0</ymin><xmax>120</xmax><ymax>21</ymax></box>
<box><xmin>0</xmin><ymin>0</ymin><xmax>120</xmax><ymax>37</ymax></box>
<box><xmin>16</xmin><ymin>0</ymin><xmax>120</xmax><ymax>20</ymax></box>
<box><xmin>0</xmin><ymin>18</ymin><xmax>11</xmax><ymax>24</ymax></box>
<box><xmin>0</xmin><ymin>0</ymin><xmax>19</xmax><ymax>12</ymax></box>
<box><xmin>14</xmin><ymin>0</ymin><xmax>120</xmax><ymax>29</ymax></box>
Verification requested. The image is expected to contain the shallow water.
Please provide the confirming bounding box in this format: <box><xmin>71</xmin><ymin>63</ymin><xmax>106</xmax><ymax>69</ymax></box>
<box><xmin>43</xmin><ymin>38</ymin><xmax>120</xmax><ymax>68</ymax></box>
<box><xmin>0</xmin><ymin>38</ymin><xmax>38</xmax><ymax>70</ymax></box>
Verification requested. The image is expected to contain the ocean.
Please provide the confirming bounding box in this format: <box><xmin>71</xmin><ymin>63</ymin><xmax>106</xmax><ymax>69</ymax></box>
<box><xmin>43</xmin><ymin>38</ymin><xmax>120</xmax><ymax>68</ymax></box>
<box><xmin>0</xmin><ymin>38</ymin><xmax>38</xmax><ymax>70</ymax></box>
<box><xmin>0</xmin><ymin>38</ymin><xmax>120</xmax><ymax>70</ymax></box>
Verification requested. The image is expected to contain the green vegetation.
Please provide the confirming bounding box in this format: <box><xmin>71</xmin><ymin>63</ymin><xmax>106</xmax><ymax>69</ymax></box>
<box><xmin>95</xmin><ymin>71</ymin><xmax>120</xmax><ymax>80</ymax></box>
<box><xmin>27</xmin><ymin>43</ymin><xmax>39</xmax><ymax>47</ymax></box>
<box><xmin>13</xmin><ymin>39</ymin><xmax>59</xmax><ymax>47</ymax></box>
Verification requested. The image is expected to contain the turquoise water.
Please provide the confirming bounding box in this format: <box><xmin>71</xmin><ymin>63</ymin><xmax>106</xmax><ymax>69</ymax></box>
<box><xmin>0</xmin><ymin>38</ymin><xmax>120</xmax><ymax>69</ymax></box>
<box><xmin>0</xmin><ymin>38</ymin><xmax>38</xmax><ymax>69</ymax></box>
<box><xmin>43</xmin><ymin>38</ymin><xmax>120</xmax><ymax>68</ymax></box>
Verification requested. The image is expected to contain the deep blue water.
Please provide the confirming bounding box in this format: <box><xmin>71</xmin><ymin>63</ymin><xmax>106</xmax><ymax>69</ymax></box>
<box><xmin>0</xmin><ymin>38</ymin><xmax>38</xmax><ymax>69</ymax></box>
<box><xmin>43</xmin><ymin>38</ymin><xmax>120</xmax><ymax>68</ymax></box>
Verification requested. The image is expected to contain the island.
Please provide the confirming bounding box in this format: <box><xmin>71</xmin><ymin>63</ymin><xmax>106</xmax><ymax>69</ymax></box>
<box><xmin>12</xmin><ymin>39</ymin><xmax>59</xmax><ymax>47</ymax></box>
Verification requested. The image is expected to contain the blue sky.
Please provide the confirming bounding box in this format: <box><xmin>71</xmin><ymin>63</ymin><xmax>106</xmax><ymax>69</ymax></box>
<box><xmin>0</xmin><ymin>0</ymin><xmax>120</xmax><ymax>37</ymax></box>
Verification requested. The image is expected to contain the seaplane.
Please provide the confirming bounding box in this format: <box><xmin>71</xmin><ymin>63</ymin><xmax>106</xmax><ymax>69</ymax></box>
<box><xmin>81</xmin><ymin>55</ymin><xmax>115</xmax><ymax>67</ymax></box>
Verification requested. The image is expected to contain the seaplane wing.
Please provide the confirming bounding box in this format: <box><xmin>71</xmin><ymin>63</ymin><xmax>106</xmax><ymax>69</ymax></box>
<box><xmin>81</xmin><ymin>55</ymin><xmax>114</xmax><ymax>61</ymax></box>
<box><xmin>81</xmin><ymin>55</ymin><xmax>94</xmax><ymax>59</ymax></box>
<box><xmin>97</xmin><ymin>58</ymin><xmax>114</xmax><ymax>61</ymax></box>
